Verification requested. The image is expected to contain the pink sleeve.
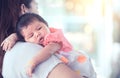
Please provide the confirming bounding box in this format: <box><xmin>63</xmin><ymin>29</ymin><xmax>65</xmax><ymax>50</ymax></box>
<box><xmin>43</xmin><ymin>28</ymin><xmax>73</xmax><ymax>52</ymax></box>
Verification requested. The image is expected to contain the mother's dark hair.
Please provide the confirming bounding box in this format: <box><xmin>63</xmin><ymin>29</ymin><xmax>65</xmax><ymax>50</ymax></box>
<box><xmin>0</xmin><ymin>0</ymin><xmax>32</xmax><ymax>75</ymax></box>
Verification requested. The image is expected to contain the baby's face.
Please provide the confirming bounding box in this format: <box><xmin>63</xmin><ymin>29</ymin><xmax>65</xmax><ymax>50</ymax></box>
<box><xmin>21</xmin><ymin>20</ymin><xmax>50</xmax><ymax>45</ymax></box>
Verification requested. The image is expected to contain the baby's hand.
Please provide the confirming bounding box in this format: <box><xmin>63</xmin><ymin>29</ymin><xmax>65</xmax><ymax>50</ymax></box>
<box><xmin>1</xmin><ymin>33</ymin><xmax>18</xmax><ymax>51</ymax></box>
<box><xmin>26</xmin><ymin>61</ymin><xmax>36</xmax><ymax>77</ymax></box>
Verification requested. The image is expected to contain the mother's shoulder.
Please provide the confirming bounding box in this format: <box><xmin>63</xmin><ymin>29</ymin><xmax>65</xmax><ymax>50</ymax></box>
<box><xmin>5</xmin><ymin>42</ymin><xmax>43</xmax><ymax>56</ymax></box>
<box><xmin>14</xmin><ymin>42</ymin><xmax>42</xmax><ymax>48</ymax></box>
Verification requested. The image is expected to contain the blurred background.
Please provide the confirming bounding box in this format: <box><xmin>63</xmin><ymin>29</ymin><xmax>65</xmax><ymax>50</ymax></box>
<box><xmin>36</xmin><ymin>0</ymin><xmax>120</xmax><ymax>78</ymax></box>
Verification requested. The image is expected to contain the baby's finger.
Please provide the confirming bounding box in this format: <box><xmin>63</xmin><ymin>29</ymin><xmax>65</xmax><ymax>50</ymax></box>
<box><xmin>3</xmin><ymin>42</ymin><xmax>9</xmax><ymax>51</ymax></box>
<box><xmin>7</xmin><ymin>44</ymin><xmax>12</xmax><ymax>51</ymax></box>
<box><xmin>7</xmin><ymin>42</ymin><xmax>14</xmax><ymax>51</ymax></box>
<box><xmin>4</xmin><ymin>43</ymin><xmax>9</xmax><ymax>51</ymax></box>
<box><xmin>26</xmin><ymin>68</ymin><xmax>32</xmax><ymax>77</ymax></box>
<box><xmin>1</xmin><ymin>42</ymin><xmax>6</xmax><ymax>51</ymax></box>
<box><xmin>1</xmin><ymin>40</ymin><xmax>5</xmax><ymax>47</ymax></box>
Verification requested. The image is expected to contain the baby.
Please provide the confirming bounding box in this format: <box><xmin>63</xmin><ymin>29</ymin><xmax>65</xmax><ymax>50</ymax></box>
<box><xmin>2</xmin><ymin>13</ymin><xmax>96</xmax><ymax>78</ymax></box>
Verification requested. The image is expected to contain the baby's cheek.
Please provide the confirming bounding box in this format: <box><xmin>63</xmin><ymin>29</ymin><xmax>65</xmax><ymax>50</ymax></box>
<box><xmin>33</xmin><ymin>41</ymin><xmax>39</xmax><ymax>44</ymax></box>
<box><xmin>28</xmin><ymin>39</ymin><xmax>37</xmax><ymax>44</ymax></box>
<box><xmin>31</xmin><ymin>38</ymin><xmax>37</xmax><ymax>43</ymax></box>
<box><xmin>34</xmin><ymin>41</ymin><xmax>39</xmax><ymax>44</ymax></box>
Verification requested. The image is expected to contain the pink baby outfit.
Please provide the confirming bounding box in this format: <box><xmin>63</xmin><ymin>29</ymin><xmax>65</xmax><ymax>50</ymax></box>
<box><xmin>43</xmin><ymin>28</ymin><xmax>96</xmax><ymax>78</ymax></box>
<box><xmin>43</xmin><ymin>27</ymin><xmax>73</xmax><ymax>52</ymax></box>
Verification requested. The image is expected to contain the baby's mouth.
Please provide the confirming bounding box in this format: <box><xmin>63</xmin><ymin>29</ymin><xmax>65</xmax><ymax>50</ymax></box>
<box><xmin>39</xmin><ymin>37</ymin><xmax>44</xmax><ymax>43</ymax></box>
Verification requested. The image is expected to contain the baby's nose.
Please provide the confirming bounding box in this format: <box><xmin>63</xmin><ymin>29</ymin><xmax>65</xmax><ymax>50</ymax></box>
<box><xmin>35</xmin><ymin>32</ymin><xmax>40</xmax><ymax>37</ymax></box>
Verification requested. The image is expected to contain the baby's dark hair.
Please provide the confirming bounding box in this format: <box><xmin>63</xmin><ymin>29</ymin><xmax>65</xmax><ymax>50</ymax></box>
<box><xmin>16</xmin><ymin>13</ymin><xmax>48</xmax><ymax>41</ymax></box>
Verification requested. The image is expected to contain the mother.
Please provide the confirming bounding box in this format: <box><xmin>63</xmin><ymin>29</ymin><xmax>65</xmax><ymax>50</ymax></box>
<box><xmin>0</xmin><ymin>0</ymin><xmax>81</xmax><ymax>78</ymax></box>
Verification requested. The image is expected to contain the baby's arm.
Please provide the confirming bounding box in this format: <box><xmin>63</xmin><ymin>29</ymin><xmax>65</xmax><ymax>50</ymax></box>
<box><xmin>1</xmin><ymin>33</ymin><xmax>18</xmax><ymax>51</ymax></box>
<box><xmin>26</xmin><ymin>42</ymin><xmax>61</xmax><ymax>77</ymax></box>
<box><xmin>31</xmin><ymin>42</ymin><xmax>61</xmax><ymax>65</ymax></box>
